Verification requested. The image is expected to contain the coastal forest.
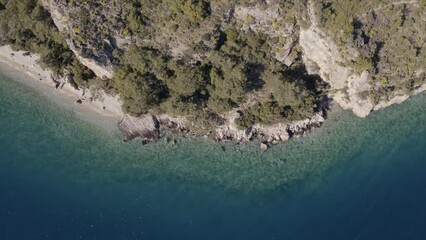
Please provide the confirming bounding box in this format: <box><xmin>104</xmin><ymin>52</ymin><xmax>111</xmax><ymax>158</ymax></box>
<box><xmin>0</xmin><ymin>0</ymin><xmax>425</xmax><ymax>130</ymax></box>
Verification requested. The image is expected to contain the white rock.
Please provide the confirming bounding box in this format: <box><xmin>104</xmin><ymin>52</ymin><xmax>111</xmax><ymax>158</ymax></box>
<box><xmin>260</xmin><ymin>143</ymin><xmax>268</xmax><ymax>152</ymax></box>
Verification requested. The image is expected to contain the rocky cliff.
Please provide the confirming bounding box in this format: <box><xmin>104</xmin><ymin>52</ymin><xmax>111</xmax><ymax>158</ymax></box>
<box><xmin>299</xmin><ymin>0</ymin><xmax>374</xmax><ymax>117</ymax></box>
<box><xmin>300</xmin><ymin>0</ymin><xmax>425</xmax><ymax>117</ymax></box>
<box><xmin>9</xmin><ymin>0</ymin><xmax>422</xmax><ymax>146</ymax></box>
<box><xmin>41</xmin><ymin>0</ymin><xmax>127</xmax><ymax>79</ymax></box>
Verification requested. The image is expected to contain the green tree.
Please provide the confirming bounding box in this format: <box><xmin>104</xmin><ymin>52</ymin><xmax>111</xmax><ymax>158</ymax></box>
<box><xmin>113</xmin><ymin>67</ymin><xmax>168</xmax><ymax>116</ymax></box>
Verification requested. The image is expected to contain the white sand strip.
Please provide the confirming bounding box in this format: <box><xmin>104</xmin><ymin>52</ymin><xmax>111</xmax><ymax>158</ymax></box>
<box><xmin>0</xmin><ymin>45</ymin><xmax>124</xmax><ymax>120</ymax></box>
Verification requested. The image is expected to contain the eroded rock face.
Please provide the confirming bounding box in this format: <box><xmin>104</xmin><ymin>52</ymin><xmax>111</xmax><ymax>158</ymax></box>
<box><xmin>299</xmin><ymin>1</ymin><xmax>374</xmax><ymax>117</ymax></box>
<box><xmin>300</xmin><ymin>0</ymin><xmax>426</xmax><ymax>118</ymax></box>
<box><xmin>299</xmin><ymin>29</ymin><xmax>349</xmax><ymax>89</ymax></box>
<box><xmin>68</xmin><ymin>45</ymin><xmax>115</xmax><ymax>79</ymax></box>
<box><xmin>234</xmin><ymin>5</ymin><xmax>298</xmax><ymax>66</ymax></box>
<box><xmin>41</xmin><ymin>0</ymin><xmax>121</xmax><ymax>79</ymax></box>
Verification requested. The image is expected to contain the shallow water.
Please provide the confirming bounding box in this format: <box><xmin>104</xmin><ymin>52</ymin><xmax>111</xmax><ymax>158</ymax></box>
<box><xmin>0</xmin><ymin>67</ymin><xmax>425</xmax><ymax>239</ymax></box>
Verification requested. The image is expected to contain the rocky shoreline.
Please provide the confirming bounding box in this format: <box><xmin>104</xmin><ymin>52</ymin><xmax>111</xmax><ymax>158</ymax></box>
<box><xmin>1</xmin><ymin>44</ymin><xmax>423</xmax><ymax>151</ymax></box>
<box><xmin>0</xmin><ymin>46</ymin><xmax>328</xmax><ymax>150</ymax></box>
<box><xmin>116</xmin><ymin>109</ymin><xmax>327</xmax><ymax>151</ymax></box>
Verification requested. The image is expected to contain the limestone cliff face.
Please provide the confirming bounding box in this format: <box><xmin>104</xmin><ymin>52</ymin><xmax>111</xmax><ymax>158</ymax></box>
<box><xmin>299</xmin><ymin>0</ymin><xmax>425</xmax><ymax>117</ymax></box>
<box><xmin>41</xmin><ymin>0</ymin><xmax>118</xmax><ymax>79</ymax></box>
<box><xmin>300</xmin><ymin>27</ymin><xmax>374</xmax><ymax>117</ymax></box>
<box><xmin>299</xmin><ymin>0</ymin><xmax>374</xmax><ymax>117</ymax></box>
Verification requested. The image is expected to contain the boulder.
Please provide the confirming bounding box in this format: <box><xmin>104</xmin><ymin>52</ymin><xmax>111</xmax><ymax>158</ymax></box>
<box><xmin>118</xmin><ymin>115</ymin><xmax>160</xmax><ymax>143</ymax></box>
<box><xmin>260</xmin><ymin>143</ymin><xmax>268</xmax><ymax>152</ymax></box>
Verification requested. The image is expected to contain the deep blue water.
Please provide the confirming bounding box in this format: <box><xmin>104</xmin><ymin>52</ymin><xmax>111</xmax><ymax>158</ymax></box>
<box><xmin>0</xmin><ymin>68</ymin><xmax>426</xmax><ymax>240</ymax></box>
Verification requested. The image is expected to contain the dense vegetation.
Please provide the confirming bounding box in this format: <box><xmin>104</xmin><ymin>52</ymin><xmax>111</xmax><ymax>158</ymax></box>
<box><xmin>112</xmin><ymin>0</ymin><xmax>325</xmax><ymax>128</ymax></box>
<box><xmin>1</xmin><ymin>0</ymin><xmax>324</xmax><ymax>129</ymax></box>
<box><xmin>40</xmin><ymin>0</ymin><xmax>322</xmax><ymax>129</ymax></box>
<box><xmin>315</xmin><ymin>0</ymin><xmax>426</xmax><ymax>102</ymax></box>
<box><xmin>2</xmin><ymin>0</ymin><xmax>424</xmax><ymax>131</ymax></box>
<box><xmin>0</xmin><ymin>0</ymin><xmax>96</xmax><ymax>87</ymax></box>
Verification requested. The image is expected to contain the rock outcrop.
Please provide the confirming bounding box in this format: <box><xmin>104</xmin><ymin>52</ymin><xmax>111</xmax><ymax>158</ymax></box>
<box><xmin>299</xmin><ymin>0</ymin><xmax>374</xmax><ymax>117</ymax></box>
<box><xmin>41</xmin><ymin>0</ymin><xmax>118</xmax><ymax>79</ymax></box>
<box><xmin>116</xmin><ymin>113</ymin><xmax>190</xmax><ymax>144</ymax></box>
<box><xmin>300</xmin><ymin>0</ymin><xmax>425</xmax><ymax>117</ymax></box>
<box><xmin>214</xmin><ymin>111</ymin><xmax>325</xmax><ymax>144</ymax></box>
<box><xmin>234</xmin><ymin>5</ymin><xmax>298</xmax><ymax>66</ymax></box>
<box><xmin>118</xmin><ymin>115</ymin><xmax>161</xmax><ymax>144</ymax></box>
<box><xmin>114</xmin><ymin>109</ymin><xmax>325</xmax><ymax>146</ymax></box>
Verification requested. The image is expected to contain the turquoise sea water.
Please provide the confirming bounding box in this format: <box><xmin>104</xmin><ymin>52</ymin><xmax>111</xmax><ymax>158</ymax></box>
<box><xmin>0</xmin><ymin>66</ymin><xmax>426</xmax><ymax>239</ymax></box>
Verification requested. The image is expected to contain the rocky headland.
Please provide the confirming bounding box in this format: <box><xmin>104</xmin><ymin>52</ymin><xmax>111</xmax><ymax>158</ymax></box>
<box><xmin>1</xmin><ymin>0</ymin><xmax>425</xmax><ymax>150</ymax></box>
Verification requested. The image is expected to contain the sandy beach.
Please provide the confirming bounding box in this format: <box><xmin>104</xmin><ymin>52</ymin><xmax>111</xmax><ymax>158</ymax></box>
<box><xmin>0</xmin><ymin>45</ymin><xmax>124</xmax><ymax>120</ymax></box>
